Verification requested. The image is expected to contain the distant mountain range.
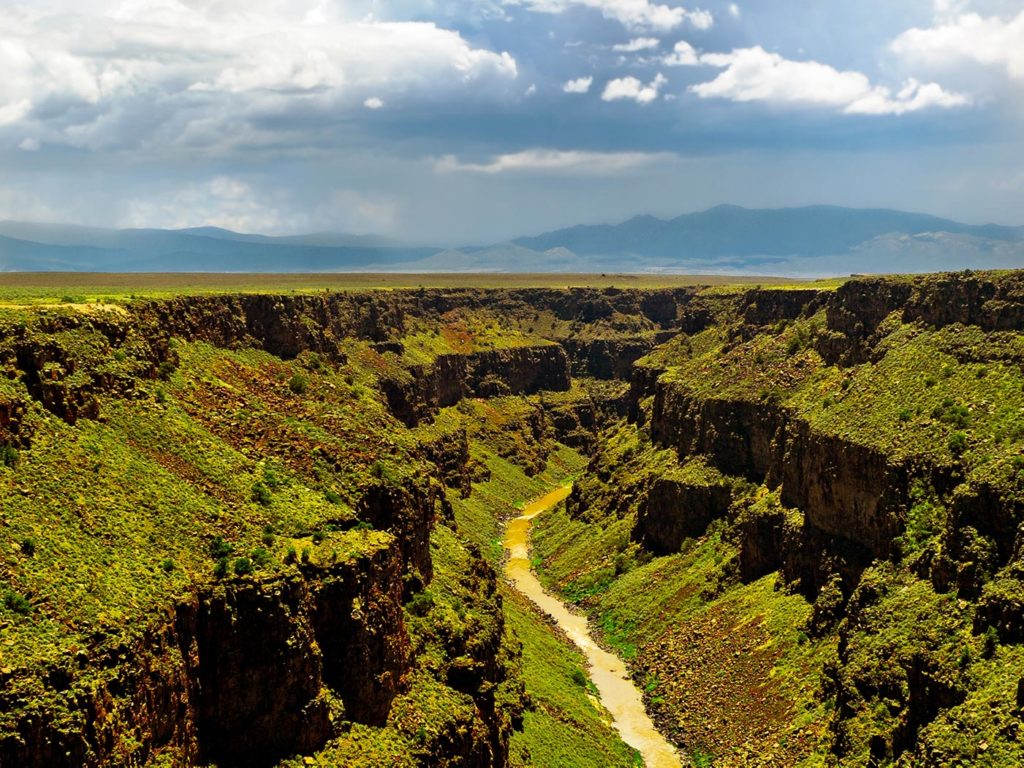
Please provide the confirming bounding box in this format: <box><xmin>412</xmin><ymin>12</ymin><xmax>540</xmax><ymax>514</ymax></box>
<box><xmin>2</xmin><ymin>205</ymin><xmax>1022</xmax><ymax>275</ymax></box>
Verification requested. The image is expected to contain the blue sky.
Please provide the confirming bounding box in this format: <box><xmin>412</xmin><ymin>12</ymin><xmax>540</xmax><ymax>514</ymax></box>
<box><xmin>0</xmin><ymin>0</ymin><xmax>1022</xmax><ymax>243</ymax></box>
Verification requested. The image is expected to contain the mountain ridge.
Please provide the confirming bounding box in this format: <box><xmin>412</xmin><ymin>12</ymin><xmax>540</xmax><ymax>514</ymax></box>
<box><xmin>2</xmin><ymin>205</ymin><xmax>1022</xmax><ymax>275</ymax></box>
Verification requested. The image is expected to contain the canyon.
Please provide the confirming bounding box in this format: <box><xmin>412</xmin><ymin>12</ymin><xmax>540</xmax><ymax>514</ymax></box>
<box><xmin>0</xmin><ymin>270</ymin><xmax>1023</xmax><ymax>766</ymax></box>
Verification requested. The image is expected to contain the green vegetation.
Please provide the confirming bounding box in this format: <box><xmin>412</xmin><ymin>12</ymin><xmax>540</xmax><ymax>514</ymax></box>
<box><xmin>2</xmin><ymin>271</ymin><xmax>1023</xmax><ymax>767</ymax></box>
<box><xmin>0</xmin><ymin>271</ymin><xmax>803</xmax><ymax>305</ymax></box>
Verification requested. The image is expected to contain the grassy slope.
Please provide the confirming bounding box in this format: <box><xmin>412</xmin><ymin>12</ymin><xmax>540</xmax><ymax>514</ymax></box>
<box><xmin>653</xmin><ymin>311</ymin><xmax>1024</xmax><ymax>479</ymax></box>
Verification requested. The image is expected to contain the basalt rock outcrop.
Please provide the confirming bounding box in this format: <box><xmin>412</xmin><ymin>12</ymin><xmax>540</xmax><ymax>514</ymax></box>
<box><xmin>0</xmin><ymin>310</ymin><xmax>173</xmax><ymax>427</ymax></box>
<box><xmin>381</xmin><ymin>346</ymin><xmax>571</xmax><ymax>427</ymax></box>
<box><xmin>649</xmin><ymin>391</ymin><xmax>911</xmax><ymax>564</ymax></box>
<box><xmin>0</xmin><ymin>536</ymin><xmax>408</xmax><ymax>768</ymax></box>
<box><xmin>633</xmin><ymin>475</ymin><xmax>733</xmax><ymax>555</ymax></box>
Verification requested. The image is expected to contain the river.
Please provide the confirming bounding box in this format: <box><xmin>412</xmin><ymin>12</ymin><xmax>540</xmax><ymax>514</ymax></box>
<box><xmin>502</xmin><ymin>485</ymin><xmax>683</xmax><ymax>768</ymax></box>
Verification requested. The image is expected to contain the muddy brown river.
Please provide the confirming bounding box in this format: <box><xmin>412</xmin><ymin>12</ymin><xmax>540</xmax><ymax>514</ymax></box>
<box><xmin>503</xmin><ymin>485</ymin><xmax>683</xmax><ymax>768</ymax></box>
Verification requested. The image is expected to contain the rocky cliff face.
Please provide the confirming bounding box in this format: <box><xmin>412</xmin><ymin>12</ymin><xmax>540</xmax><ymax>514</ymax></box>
<box><xmin>634</xmin><ymin>475</ymin><xmax>732</xmax><ymax>555</ymax></box>
<box><xmin>130</xmin><ymin>287</ymin><xmax>695</xmax><ymax>356</ymax></box>
<box><xmin>0</xmin><ymin>310</ymin><xmax>173</xmax><ymax>429</ymax></box>
<box><xmin>0</xmin><ymin>536</ymin><xmax>408</xmax><ymax>768</ymax></box>
<box><xmin>380</xmin><ymin>345</ymin><xmax>572</xmax><ymax>427</ymax></box>
<box><xmin>562</xmin><ymin>336</ymin><xmax>659</xmax><ymax>380</ymax></box>
<box><xmin>649</xmin><ymin>390</ymin><xmax>910</xmax><ymax>567</ymax></box>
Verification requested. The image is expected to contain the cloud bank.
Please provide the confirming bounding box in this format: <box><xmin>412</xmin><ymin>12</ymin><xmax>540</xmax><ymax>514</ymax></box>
<box><xmin>692</xmin><ymin>46</ymin><xmax>969</xmax><ymax>115</ymax></box>
<box><xmin>507</xmin><ymin>0</ymin><xmax>712</xmax><ymax>32</ymax></box>
<box><xmin>0</xmin><ymin>3</ymin><xmax>518</xmax><ymax>149</ymax></box>
<box><xmin>434</xmin><ymin>148</ymin><xmax>675</xmax><ymax>174</ymax></box>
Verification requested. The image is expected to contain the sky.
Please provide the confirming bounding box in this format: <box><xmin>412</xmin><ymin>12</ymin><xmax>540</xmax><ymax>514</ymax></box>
<box><xmin>0</xmin><ymin>0</ymin><xmax>1023</xmax><ymax>244</ymax></box>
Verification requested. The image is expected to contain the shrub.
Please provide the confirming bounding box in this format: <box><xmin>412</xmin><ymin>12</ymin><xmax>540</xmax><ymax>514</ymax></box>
<box><xmin>251</xmin><ymin>481</ymin><xmax>272</xmax><ymax>506</ymax></box>
<box><xmin>288</xmin><ymin>372</ymin><xmax>308</xmax><ymax>395</ymax></box>
<box><xmin>0</xmin><ymin>444</ymin><xmax>19</xmax><ymax>468</ymax></box>
<box><xmin>250</xmin><ymin>547</ymin><xmax>271</xmax><ymax>567</ymax></box>
<box><xmin>4</xmin><ymin>590</ymin><xmax>32</xmax><ymax>615</ymax></box>
<box><xmin>898</xmin><ymin>408</ymin><xmax>912</xmax><ymax>423</ymax></box>
<box><xmin>213</xmin><ymin>558</ymin><xmax>229</xmax><ymax>578</ymax></box>
<box><xmin>408</xmin><ymin>591</ymin><xmax>434</xmax><ymax>617</ymax></box>
<box><xmin>932</xmin><ymin>399</ymin><xmax>970</xmax><ymax>428</ymax></box>
<box><xmin>948</xmin><ymin>431</ymin><xmax>969</xmax><ymax>457</ymax></box>
<box><xmin>209</xmin><ymin>535</ymin><xmax>233</xmax><ymax>559</ymax></box>
<box><xmin>20</xmin><ymin>538</ymin><xmax>36</xmax><ymax>557</ymax></box>
<box><xmin>157</xmin><ymin>360</ymin><xmax>176</xmax><ymax>380</ymax></box>
<box><xmin>324</xmin><ymin>488</ymin><xmax>342</xmax><ymax>505</ymax></box>
<box><xmin>261</xmin><ymin>463</ymin><xmax>287</xmax><ymax>490</ymax></box>
<box><xmin>958</xmin><ymin>644</ymin><xmax>972</xmax><ymax>669</ymax></box>
<box><xmin>983</xmin><ymin>625</ymin><xmax>999</xmax><ymax>659</ymax></box>
<box><xmin>284</xmin><ymin>545</ymin><xmax>298</xmax><ymax>564</ymax></box>
<box><xmin>262</xmin><ymin>525</ymin><xmax>275</xmax><ymax>547</ymax></box>
<box><xmin>570</xmin><ymin>668</ymin><xmax>588</xmax><ymax>688</ymax></box>
<box><xmin>160</xmin><ymin>558</ymin><xmax>175</xmax><ymax>573</ymax></box>
<box><xmin>691</xmin><ymin>747</ymin><xmax>715</xmax><ymax>768</ymax></box>
<box><xmin>302</xmin><ymin>352</ymin><xmax>325</xmax><ymax>372</ymax></box>
<box><xmin>233</xmin><ymin>557</ymin><xmax>254</xmax><ymax>576</ymax></box>
<box><xmin>924</xmin><ymin>375</ymin><xmax>937</xmax><ymax>388</ymax></box>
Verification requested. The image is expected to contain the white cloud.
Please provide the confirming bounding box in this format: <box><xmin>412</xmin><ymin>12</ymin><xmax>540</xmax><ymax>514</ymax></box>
<box><xmin>0</xmin><ymin>187</ymin><xmax>57</xmax><ymax>223</ymax></box>
<box><xmin>0</xmin><ymin>4</ymin><xmax>518</xmax><ymax>149</ymax></box>
<box><xmin>17</xmin><ymin>137</ymin><xmax>40</xmax><ymax>151</ymax></box>
<box><xmin>687</xmin><ymin>8</ymin><xmax>714</xmax><ymax>30</ymax></box>
<box><xmin>691</xmin><ymin>46</ymin><xmax>969</xmax><ymax>115</ymax></box>
<box><xmin>846</xmin><ymin>78</ymin><xmax>971</xmax><ymax>115</ymax></box>
<box><xmin>123</xmin><ymin>176</ymin><xmax>291</xmax><ymax>233</ymax></box>
<box><xmin>434</xmin><ymin>148</ymin><xmax>676</xmax><ymax>174</ymax></box>
<box><xmin>933</xmin><ymin>0</ymin><xmax>970</xmax><ymax>17</ymax></box>
<box><xmin>602</xmin><ymin>73</ymin><xmax>668</xmax><ymax>103</ymax></box>
<box><xmin>728</xmin><ymin>3</ymin><xmax>740</xmax><ymax>18</ymax></box>
<box><xmin>525</xmin><ymin>83</ymin><xmax>537</xmax><ymax>96</ymax></box>
<box><xmin>563</xmin><ymin>76</ymin><xmax>594</xmax><ymax>93</ymax></box>
<box><xmin>613</xmin><ymin>37</ymin><xmax>660</xmax><ymax>52</ymax></box>
<box><xmin>508</xmin><ymin>1</ymin><xmax>712</xmax><ymax>32</ymax></box>
<box><xmin>891</xmin><ymin>11</ymin><xmax>1024</xmax><ymax>82</ymax></box>
<box><xmin>120</xmin><ymin>175</ymin><xmax>399</xmax><ymax>234</ymax></box>
<box><xmin>663</xmin><ymin>40</ymin><xmax>699</xmax><ymax>66</ymax></box>
<box><xmin>364</xmin><ymin>97</ymin><xmax>384</xmax><ymax>109</ymax></box>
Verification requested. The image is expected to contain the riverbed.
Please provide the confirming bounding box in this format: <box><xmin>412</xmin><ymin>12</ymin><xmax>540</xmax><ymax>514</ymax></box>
<box><xmin>503</xmin><ymin>485</ymin><xmax>682</xmax><ymax>768</ymax></box>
